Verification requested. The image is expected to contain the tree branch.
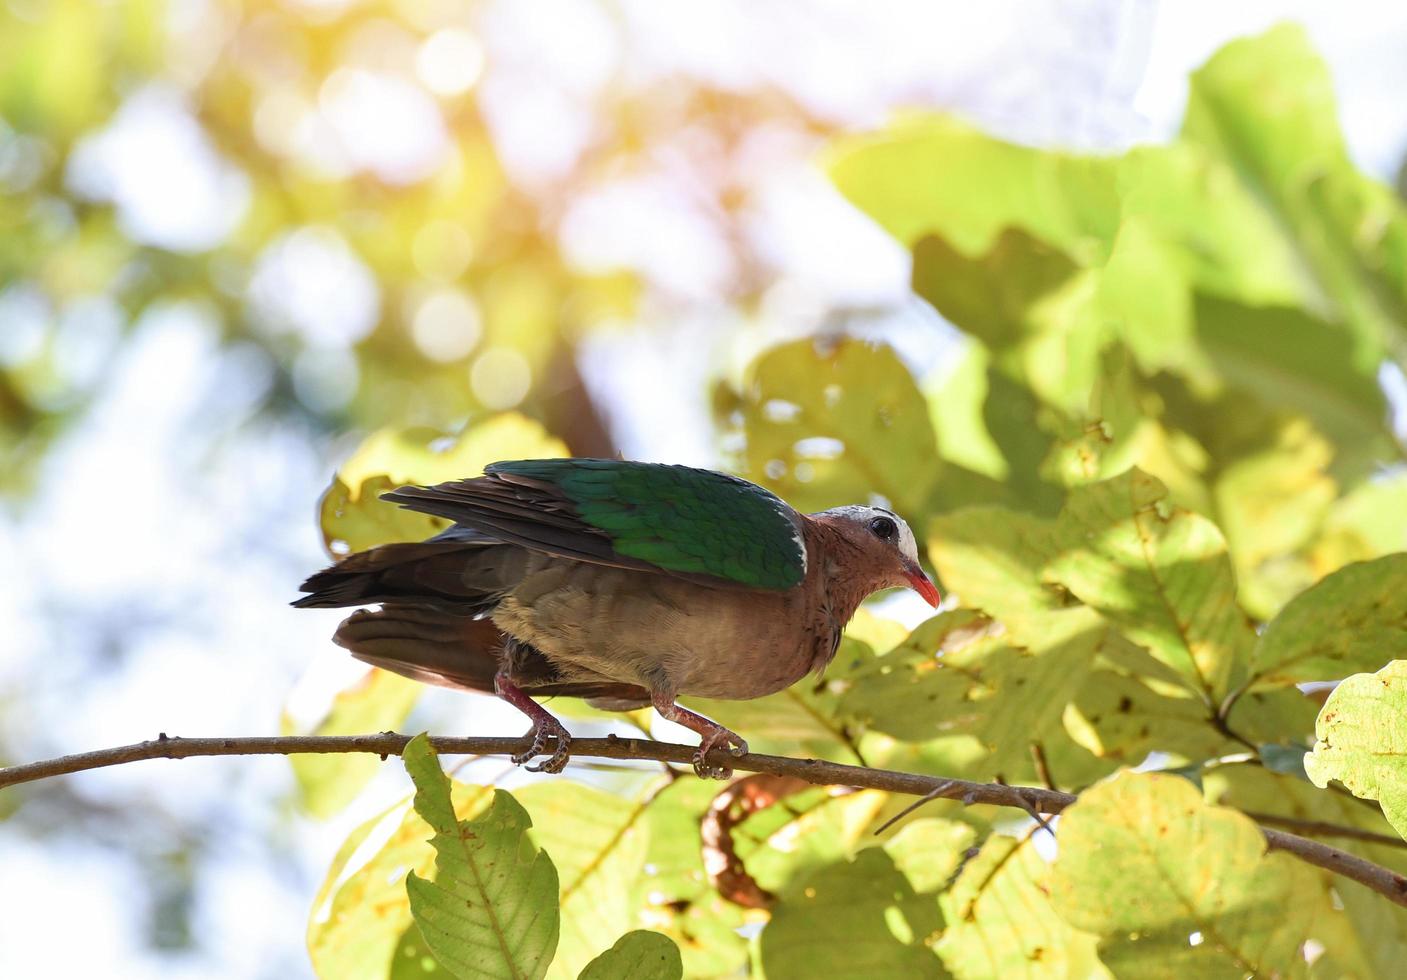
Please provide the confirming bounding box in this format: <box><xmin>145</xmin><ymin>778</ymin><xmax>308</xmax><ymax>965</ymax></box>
<box><xmin>4</xmin><ymin>732</ymin><xmax>1406</xmax><ymax>909</ymax></box>
<box><xmin>1241</xmin><ymin>810</ymin><xmax>1407</xmax><ymax>850</ymax></box>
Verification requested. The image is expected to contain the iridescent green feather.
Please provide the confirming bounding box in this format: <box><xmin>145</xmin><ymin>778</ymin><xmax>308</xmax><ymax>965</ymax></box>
<box><xmin>486</xmin><ymin>459</ymin><xmax>806</xmax><ymax>590</ymax></box>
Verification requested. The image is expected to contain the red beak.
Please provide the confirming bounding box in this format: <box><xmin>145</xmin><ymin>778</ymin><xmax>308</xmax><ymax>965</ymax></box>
<box><xmin>902</xmin><ymin>563</ymin><xmax>941</xmax><ymax>608</ymax></box>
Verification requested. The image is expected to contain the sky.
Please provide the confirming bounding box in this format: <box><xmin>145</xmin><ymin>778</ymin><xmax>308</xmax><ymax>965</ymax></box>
<box><xmin>3</xmin><ymin>2</ymin><xmax>1406</xmax><ymax>977</ymax></box>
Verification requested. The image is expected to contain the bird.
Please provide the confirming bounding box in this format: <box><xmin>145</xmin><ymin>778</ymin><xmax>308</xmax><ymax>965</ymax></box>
<box><xmin>294</xmin><ymin>458</ymin><xmax>940</xmax><ymax>778</ymax></box>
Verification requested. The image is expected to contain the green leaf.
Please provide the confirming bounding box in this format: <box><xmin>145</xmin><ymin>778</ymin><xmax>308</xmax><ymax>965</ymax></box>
<box><xmin>307</xmin><ymin>786</ymin><xmax>493</xmax><ymax>980</ymax></box>
<box><xmin>1052</xmin><ymin>771</ymin><xmax>1316</xmax><ymax>978</ymax></box>
<box><xmin>1310</xmin><ymin>475</ymin><xmax>1407</xmax><ymax>571</ymax></box>
<box><xmin>841</xmin><ymin>608</ymin><xmax>1105</xmax><ymax>777</ymax></box>
<box><xmin>909</xmin><ymin>229</ymin><xmax>1082</xmax><ymax>353</ymax></box>
<box><xmin>733</xmin><ymin>786</ymin><xmax>890</xmax><ymax>899</ymax></box>
<box><xmin>403</xmin><ymin>735</ymin><xmax>560</xmax><ymax>980</ymax></box>
<box><xmin>1063</xmin><ymin>669</ymin><xmax>1232</xmax><ymax>767</ymax></box>
<box><xmin>1037</xmin><ymin>346</ymin><xmax>1210</xmax><ymax>517</ymax></box>
<box><xmin>758</xmin><ymin>848</ymin><xmax>946</xmax><ymax>980</ymax></box>
<box><xmin>1042</xmin><ymin>468</ymin><xmax>1255</xmax><ymax>700</ymax></box>
<box><xmin>715</xmin><ymin>336</ymin><xmax>941</xmax><ymax>527</ymax></box>
<box><xmin>1193</xmin><ymin>295</ymin><xmax>1393</xmax><ymax>478</ymax></box>
<box><xmin>281</xmin><ymin>667</ymin><xmax>422</xmax><ymax>818</ymax></box>
<box><xmin>1110</xmin><ymin>143</ymin><xmax>1306</xmax><ymax>314</ymax></box>
<box><xmin>1305</xmin><ymin>661</ymin><xmax>1407</xmax><ymax>839</ymax></box>
<box><xmin>926</xmin><ymin>508</ymin><xmax>1065</xmax><ymax>638</ymax></box>
<box><xmin>320</xmin><ymin>413</ymin><xmax>569</xmax><ymax>554</ymax></box>
<box><xmin>514</xmin><ymin>781</ymin><xmax>653</xmax><ymax>979</ymax></box>
<box><xmin>1247</xmin><ymin>555</ymin><xmax>1407</xmax><ymax>689</ymax></box>
<box><xmin>827</xmin><ymin>113</ymin><xmax>1120</xmax><ymax>261</ymax></box>
<box><xmin>1183</xmin><ymin>24</ymin><xmax>1407</xmax><ymax>365</ymax></box>
<box><xmin>936</xmin><ymin>835</ymin><xmax>1105</xmax><ymax>980</ymax></box>
<box><xmin>882</xmin><ymin>818</ymin><xmax>978</xmax><ymax>894</ymax></box>
<box><xmin>577</xmin><ymin>931</ymin><xmax>681</xmax><ymax>980</ymax></box>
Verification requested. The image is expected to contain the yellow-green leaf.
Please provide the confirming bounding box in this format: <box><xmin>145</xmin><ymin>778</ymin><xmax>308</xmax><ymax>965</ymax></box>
<box><xmin>637</xmin><ymin>779</ymin><xmax>750</xmax><ymax>978</ymax></box>
<box><xmin>827</xmin><ymin>113</ymin><xmax>1119</xmax><ymax>261</ymax></box>
<box><xmin>1042</xmin><ymin>468</ymin><xmax>1254</xmax><ymax>700</ymax></box>
<box><xmin>1052</xmin><ymin>771</ymin><xmax>1316</xmax><ymax>978</ymax></box>
<box><xmin>1211</xmin><ymin>412</ymin><xmax>1338</xmax><ymax>620</ymax></box>
<box><xmin>937</xmin><ymin>834</ymin><xmax>1105</xmax><ymax>980</ymax></box>
<box><xmin>736</xmin><ymin>787</ymin><xmax>890</xmax><ymax>899</ymax></box>
<box><xmin>1184</xmin><ymin>23</ymin><xmax>1407</xmax><ymax>364</ymax></box>
<box><xmin>927</xmin><ymin>508</ymin><xmax>1064</xmax><ymax>637</ymax></box>
<box><xmin>1204</xmin><ymin>763</ymin><xmax>1407</xmax><ymax>979</ymax></box>
<box><xmin>841</xmin><ymin>608</ymin><xmax>1104</xmax><ymax>772</ymax></box>
<box><xmin>715</xmin><ymin>336</ymin><xmax>940</xmax><ymax>528</ymax></box>
<box><xmin>515</xmin><ymin>781</ymin><xmax>653</xmax><ymax>979</ymax></box>
<box><xmin>1305</xmin><ymin>661</ymin><xmax>1407</xmax><ymax>840</ymax></box>
<box><xmin>882</xmin><ymin>818</ymin><xmax>978</xmax><ymax>893</ymax></box>
<box><xmin>307</xmin><ymin>785</ymin><xmax>492</xmax><ymax>980</ymax></box>
<box><xmin>320</xmin><ymin>413</ymin><xmax>568</xmax><ymax>554</ymax></box>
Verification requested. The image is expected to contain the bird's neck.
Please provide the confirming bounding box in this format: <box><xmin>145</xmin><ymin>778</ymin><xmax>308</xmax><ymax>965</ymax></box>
<box><xmin>802</xmin><ymin>518</ymin><xmax>881</xmax><ymax>628</ymax></box>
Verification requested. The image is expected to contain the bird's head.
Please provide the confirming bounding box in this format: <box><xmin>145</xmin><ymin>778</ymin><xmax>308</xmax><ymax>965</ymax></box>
<box><xmin>813</xmin><ymin>505</ymin><xmax>941</xmax><ymax>608</ymax></box>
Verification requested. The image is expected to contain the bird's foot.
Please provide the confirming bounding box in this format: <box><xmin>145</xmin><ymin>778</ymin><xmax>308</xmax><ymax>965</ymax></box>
<box><xmin>649</xmin><ymin>692</ymin><xmax>749</xmax><ymax>780</ymax></box>
<box><xmin>496</xmin><ymin>670</ymin><xmax>573</xmax><ymax>774</ymax></box>
<box><xmin>512</xmin><ymin>717</ymin><xmax>572</xmax><ymax>773</ymax></box>
<box><xmin>693</xmin><ymin>727</ymin><xmax>749</xmax><ymax>780</ymax></box>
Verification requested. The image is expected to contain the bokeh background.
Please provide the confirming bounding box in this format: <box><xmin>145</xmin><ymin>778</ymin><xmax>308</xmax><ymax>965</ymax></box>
<box><xmin>3</xmin><ymin>1</ymin><xmax>1407</xmax><ymax>976</ymax></box>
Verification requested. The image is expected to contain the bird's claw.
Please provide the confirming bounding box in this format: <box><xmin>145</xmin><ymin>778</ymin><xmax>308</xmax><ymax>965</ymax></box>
<box><xmin>512</xmin><ymin>720</ymin><xmax>572</xmax><ymax>774</ymax></box>
<box><xmin>693</xmin><ymin>730</ymin><xmax>749</xmax><ymax>780</ymax></box>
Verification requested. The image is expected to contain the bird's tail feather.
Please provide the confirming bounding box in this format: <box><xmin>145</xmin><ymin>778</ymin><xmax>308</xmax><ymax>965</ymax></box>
<box><xmin>335</xmin><ymin>604</ymin><xmax>650</xmax><ymax>707</ymax></box>
<box><xmin>335</xmin><ymin>605</ymin><xmax>503</xmax><ymax>692</ymax></box>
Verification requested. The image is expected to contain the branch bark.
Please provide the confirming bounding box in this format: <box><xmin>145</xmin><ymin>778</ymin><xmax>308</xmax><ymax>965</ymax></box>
<box><xmin>4</xmin><ymin>732</ymin><xmax>1406</xmax><ymax>909</ymax></box>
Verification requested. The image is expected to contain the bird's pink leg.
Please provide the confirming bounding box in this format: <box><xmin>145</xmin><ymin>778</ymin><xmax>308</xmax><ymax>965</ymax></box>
<box><xmin>494</xmin><ymin>671</ymin><xmax>572</xmax><ymax>773</ymax></box>
<box><xmin>651</xmin><ymin>692</ymin><xmax>749</xmax><ymax>779</ymax></box>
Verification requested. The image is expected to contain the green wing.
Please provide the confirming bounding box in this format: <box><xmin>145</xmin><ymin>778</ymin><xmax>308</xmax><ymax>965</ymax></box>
<box><xmin>487</xmin><ymin>459</ymin><xmax>806</xmax><ymax>590</ymax></box>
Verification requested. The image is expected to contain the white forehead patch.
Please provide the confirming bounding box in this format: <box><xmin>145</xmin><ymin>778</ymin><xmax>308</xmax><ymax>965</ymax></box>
<box><xmin>891</xmin><ymin>513</ymin><xmax>920</xmax><ymax>564</ymax></box>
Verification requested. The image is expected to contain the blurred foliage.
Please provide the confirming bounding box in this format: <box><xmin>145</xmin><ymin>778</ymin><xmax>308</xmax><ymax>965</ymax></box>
<box><xmin>12</xmin><ymin>5</ymin><xmax>1407</xmax><ymax>976</ymax></box>
<box><xmin>6</xmin><ymin>0</ymin><xmax>842</xmax><ymax>492</ymax></box>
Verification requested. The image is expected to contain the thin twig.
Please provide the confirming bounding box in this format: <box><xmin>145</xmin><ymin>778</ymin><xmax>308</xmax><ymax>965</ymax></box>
<box><xmin>997</xmin><ymin>776</ymin><xmax>1056</xmax><ymax>838</ymax></box>
<box><xmin>3</xmin><ymin>731</ymin><xmax>1406</xmax><ymax>909</ymax></box>
<box><xmin>1030</xmin><ymin>742</ymin><xmax>1056</xmax><ymax>792</ymax></box>
<box><xmin>873</xmin><ymin>779</ymin><xmax>958</xmax><ymax>836</ymax></box>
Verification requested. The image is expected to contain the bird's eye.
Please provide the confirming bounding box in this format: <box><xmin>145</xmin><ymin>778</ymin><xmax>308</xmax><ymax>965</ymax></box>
<box><xmin>869</xmin><ymin>516</ymin><xmax>897</xmax><ymax>541</ymax></box>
